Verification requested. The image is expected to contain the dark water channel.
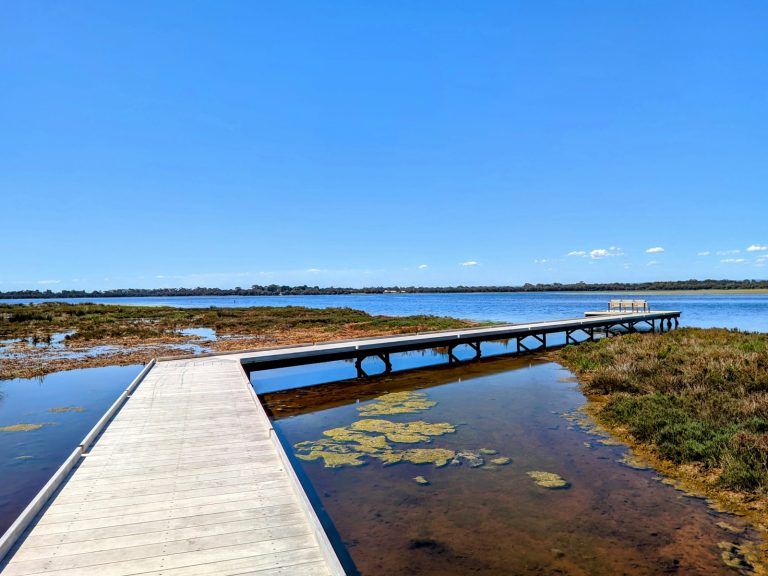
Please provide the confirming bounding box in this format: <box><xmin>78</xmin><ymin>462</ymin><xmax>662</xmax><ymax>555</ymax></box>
<box><xmin>261</xmin><ymin>357</ymin><xmax>760</xmax><ymax>575</ymax></box>
<box><xmin>0</xmin><ymin>365</ymin><xmax>141</xmax><ymax>535</ymax></box>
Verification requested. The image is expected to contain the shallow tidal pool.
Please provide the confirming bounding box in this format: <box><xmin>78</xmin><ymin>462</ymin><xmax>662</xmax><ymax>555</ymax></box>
<box><xmin>262</xmin><ymin>357</ymin><xmax>762</xmax><ymax>575</ymax></box>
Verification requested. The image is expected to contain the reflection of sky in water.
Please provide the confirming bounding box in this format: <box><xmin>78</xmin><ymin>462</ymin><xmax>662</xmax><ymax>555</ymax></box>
<box><xmin>0</xmin><ymin>330</ymin><xmax>213</xmax><ymax>361</ymax></box>
<box><xmin>177</xmin><ymin>327</ymin><xmax>217</xmax><ymax>340</ymax></box>
<box><xmin>0</xmin><ymin>364</ymin><xmax>141</xmax><ymax>536</ymax></box>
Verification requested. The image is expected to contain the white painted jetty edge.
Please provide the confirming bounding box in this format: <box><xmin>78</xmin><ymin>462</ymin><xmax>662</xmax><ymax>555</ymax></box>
<box><xmin>233</xmin><ymin>362</ymin><xmax>345</xmax><ymax>575</ymax></box>
<box><xmin>0</xmin><ymin>360</ymin><xmax>156</xmax><ymax>562</ymax></box>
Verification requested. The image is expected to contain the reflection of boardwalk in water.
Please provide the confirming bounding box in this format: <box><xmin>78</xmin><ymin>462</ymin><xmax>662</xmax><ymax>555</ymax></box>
<box><xmin>0</xmin><ymin>358</ymin><xmax>342</xmax><ymax>576</ymax></box>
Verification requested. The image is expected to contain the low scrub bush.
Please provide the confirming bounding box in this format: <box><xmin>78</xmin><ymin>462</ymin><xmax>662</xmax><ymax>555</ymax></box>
<box><xmin>560</xmin><ymin>328</ymin><xmax>768</xmax><ymax>493</ymax></box>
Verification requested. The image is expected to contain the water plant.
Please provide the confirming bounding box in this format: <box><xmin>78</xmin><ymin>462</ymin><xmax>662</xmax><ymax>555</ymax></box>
<box><xmin>357</xmin><ymin>391</ymin><xmax>437</xmax><ymax>416</ymax></box>
<box><xmin>294</xmin><ymin>390</ymin><xmax>511</xmax><ymax>473</ymax></box>
<box><xmin>0</xmin><ymin>423</ymin><xmax>45</xmax><ymax>432</ymax></box>
<box><xmin>349</xmin><ymin>419</ymin><xmax>455</xmax><ymax>443</ymax></box>
<box><xmin>527</xmin><ymin>471</ymin><xmax>570</xmax><ymax>489</ymax></box>
<box><xmin>490</xmin><ymin>457</ymin><xmax>511</xmax><ymax>466</ymax></box>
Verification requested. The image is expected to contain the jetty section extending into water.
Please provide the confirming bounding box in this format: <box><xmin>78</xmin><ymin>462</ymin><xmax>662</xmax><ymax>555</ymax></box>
<box><xmin>236</xmin><ymin>310</ymin><xmax>681</xmax><ymax>378</ymax></box>
<box><xmin>0</xmin><ymin>309</ymin><xmax>679</xmax><ymax>576</ymax></box>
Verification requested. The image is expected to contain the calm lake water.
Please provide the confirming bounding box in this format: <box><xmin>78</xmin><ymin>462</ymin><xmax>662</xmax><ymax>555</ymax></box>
<box><xmin>4</xmin><ymin>291</ymin><xmax>768</xmax><ymax>331</ymax></box>
<box><xmin>263</xmin><ymin>357</ymin><xmax>761</xmax><ymax>575</ymax></box>
<box><xmin>0</xmin><ymin>365</ymin><xmax>141</xmax><ymax>535</ymax></box>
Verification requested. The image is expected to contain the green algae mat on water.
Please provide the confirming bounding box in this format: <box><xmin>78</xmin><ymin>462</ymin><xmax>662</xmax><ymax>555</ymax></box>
<box><xmin>294</xmin><ymin>391</ymin><xmax>511</xmax><ymax>470</ymax></box>
<box><xmin>0</xmin><ymin>423</ymin><xmax>45</xmax><ymax>432</ymax></box>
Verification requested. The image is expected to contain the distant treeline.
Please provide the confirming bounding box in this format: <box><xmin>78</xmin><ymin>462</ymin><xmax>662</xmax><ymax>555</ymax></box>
<box><xmin>1</xmin><ymin>279</ymin><xmax>767</xmax><ymax>300</ymax></box>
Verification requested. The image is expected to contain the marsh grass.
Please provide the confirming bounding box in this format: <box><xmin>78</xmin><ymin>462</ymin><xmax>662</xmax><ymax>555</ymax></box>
<box><xmin>0</xmin><ymin>302</ymin><xmax>477</xmax><ymax>342</ymax></box>
<box><xmin>0</xmin><ymin>303</ymin><xmax>481</xmax><ymax>379</ymax></box>
<box><xmin>559</xmin><ymin>328</ymin><xmax>768</xmax><ymax>492</ymax></box>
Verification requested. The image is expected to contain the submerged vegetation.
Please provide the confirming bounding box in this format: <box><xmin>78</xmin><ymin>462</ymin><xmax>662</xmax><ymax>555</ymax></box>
<box><xmin>559</xmin><ymin>328</ymin><xmax>768</xmax><ymax>517</ymax></box>
<box><xmin>526</xmin><ymin>471</ymin><xmax>570</xmax><ymax>489</ymax></box>
<box><xmin>293</xmin><ymin>391</ymin><xmax>512</xmax><ymax>471</ymax></box>
<box><xmin>0</xmin><ymin>423</ymin><xmax>45</xmax><ymax>432</ymax></box>
<box><xmin>0</xmin><ymin>302</ymin><xmax>477</xmax><ymax>379</ymax></box>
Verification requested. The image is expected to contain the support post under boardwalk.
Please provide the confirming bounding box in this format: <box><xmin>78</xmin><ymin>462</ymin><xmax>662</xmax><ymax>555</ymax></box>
<box><xmin>378</xmin><ymin>353</ymin><xmax>392</xmax><ymax>373</ymax></box>
<box><xmin>355</xmin><ymin>356</ymin><xmax>368</xmax><ymax>378</ymax></box>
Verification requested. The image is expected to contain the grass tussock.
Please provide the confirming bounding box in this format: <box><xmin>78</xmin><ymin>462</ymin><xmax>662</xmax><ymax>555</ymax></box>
<box><xmin>559</xmin><ymin>328</ymin><xmax>768</xmax><ymax>493</ymax></box>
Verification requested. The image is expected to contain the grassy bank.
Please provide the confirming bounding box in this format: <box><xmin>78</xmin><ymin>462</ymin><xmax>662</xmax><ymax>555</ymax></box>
<box><xmin>0</xmin><ymin>303</ymin><xmax>479</xmax><ymax>379</ymax></box>
<box><xmin>558</xmin><ymin>328</ymin><xmax>768</xmax><ymax>525</ymax></box>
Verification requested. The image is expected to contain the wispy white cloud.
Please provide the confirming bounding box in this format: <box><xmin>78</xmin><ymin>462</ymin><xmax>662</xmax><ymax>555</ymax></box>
<box><xmin>647</xmin><ymin>261</ymin><xmax>659</xmax><ymax>266</ymax></box>
<box><xmin>645</xmin><ymin>247</ymin><xmax>665</xmax><ymax>254</ymax></box>
<box><xmin>307</xmin><ymin>268</ymin><xmax>322</xmax><ymax>273</ymax></box>
<box><xmin>37</xmin><ymin>279</ymin><xmax>61</xmax><ymax>285</ymax></box>
<box><xmin>716</xmin><ymin>249</ymin><xmax>740</xmax><ymax>256</ymax></box>
<box><xmin>590</xmin><ymin>247</ymin><xmax>624</xmax><ymax>259</ymax></box>
<box><xmin>418</xmin><ymin>264</ymin><xmax>428</xmax><ymax>269</ymax></box>
<box><xmin>567</xmin><ymin>250</ymin><xmax>587</xmax><ymax>257</ymax></box>
<box><xmin>461</xmin><ymin>261</ymin><xmax>478</xmax><ymax>267</ymax></box>
<box><xmin>747</xmin><ymin>244</ymin><xmax>768</xmax><ymax>252</ymax></box>
<box><xmin>697</xmin><ymin>251</ymin><xmax>711</xmax><ymax>256</ymax></box>
<box><xmin>534</xmin><ymin>259</ymin><xmax>549</xmax><ymax>264</ymax></box>
<box><xmin>720</xmin><ymin>258</ymin><xmax>746</xmax><ymax>263</ymax></box>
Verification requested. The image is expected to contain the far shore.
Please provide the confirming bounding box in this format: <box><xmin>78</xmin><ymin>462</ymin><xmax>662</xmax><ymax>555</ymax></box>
<box><xmin>2</xmin><ymin>280</ymin><xmax>768</xmax><ymax>301</ymax></box>
<box><xmin>1</xmin><ymin>288</ymin><xmax>768</xmax><ymax>298</ymax></box>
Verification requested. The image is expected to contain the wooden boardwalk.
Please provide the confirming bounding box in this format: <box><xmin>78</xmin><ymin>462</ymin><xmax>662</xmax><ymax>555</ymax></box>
<box><xmin>0</xmin><ymin>358</ymin><xmax>343</xmax><ymax>576</ymax></box>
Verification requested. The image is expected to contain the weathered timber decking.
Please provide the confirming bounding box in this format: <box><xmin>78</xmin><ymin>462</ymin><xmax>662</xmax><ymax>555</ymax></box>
<box><xmin>0</xmin><ymin>310</ymin><xmax>680</xmax><ymax>575</ymax></box>
<box><xmin>0</xmin><ymin>358</ymin><xmax>343</xmax><ymax>576</ymax></box>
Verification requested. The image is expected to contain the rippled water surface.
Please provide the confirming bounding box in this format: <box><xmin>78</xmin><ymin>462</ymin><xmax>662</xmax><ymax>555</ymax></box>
<box><xmin>263</xmin><ymin>358</ymin><xmax>760</xmax><ymax>575</ymax></box>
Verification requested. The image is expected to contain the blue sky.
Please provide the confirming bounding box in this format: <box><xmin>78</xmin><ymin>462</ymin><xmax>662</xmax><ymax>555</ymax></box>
<box><xmin>2</xmin><ymin>1</ymin><xmax>767</xmax><ymax>290</ymax></box>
